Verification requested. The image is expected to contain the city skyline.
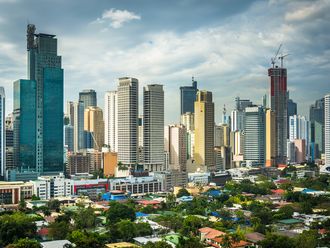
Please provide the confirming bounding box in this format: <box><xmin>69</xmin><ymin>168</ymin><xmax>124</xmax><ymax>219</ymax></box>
<box><xmin>0</xmin><ymin>0</ymin><xmax>329</xmax><ymax>124</ymax></box>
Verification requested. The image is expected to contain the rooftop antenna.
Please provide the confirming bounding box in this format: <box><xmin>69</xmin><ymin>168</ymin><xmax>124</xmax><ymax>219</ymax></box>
<box><xmin>271</xmin><ymin>44</ymin><xmax>282</xmax><ymax>68</ymax></box>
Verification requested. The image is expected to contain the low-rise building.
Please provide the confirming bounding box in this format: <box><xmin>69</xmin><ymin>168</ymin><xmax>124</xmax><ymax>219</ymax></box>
<box><xmin>152</xmin><ymin>170</ymin><xmax>188</xmax><ymax>191</ymax></box>
<box><xmin>30</xmin><ymin>174</ymin><xmax>73</xmax><ymax>200</ymax></box>
<box><xmin>109</xmin><ymin>176</ymin><xmax>162</xmax><ymax>195</ymax></box>
<box><xmin>188</xmin><ymin>172</ymin><xmax>210</xmax><ymax>185</ymax></box>
<box><xmin>73</xmin><ymin>178</ymin><xmax>109</xmax><ymax>199</ymax></box>
<box><xmin>0</xmin><ymin>181</ymin><xmax>33</xmax><ymax>204</ymax></box>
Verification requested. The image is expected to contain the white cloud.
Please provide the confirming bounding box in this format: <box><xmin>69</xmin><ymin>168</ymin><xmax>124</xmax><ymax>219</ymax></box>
<box><xmin>61</xmin><ymin>0</ymin><xmax>330</xmax><ymax>123</ymax></box>
<box><xmin>285</xmin><ymin>0</ymin><xmax>330</xmax><ymax>22</ymax></box>
<box><xmin>95</xmin><ymin>8</ymin><xmax>141</xmax><ymax>28</ymax></box>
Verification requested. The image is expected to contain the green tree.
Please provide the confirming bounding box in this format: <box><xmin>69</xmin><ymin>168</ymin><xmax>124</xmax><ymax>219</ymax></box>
<box><xmin>48</xmin><ymin>221</ymin><xmax>71</xmax><ymax>240</ymax></box>
<box><xmin>180</xmin><ymin>215</ymin><xmax>203</xmax><ymax>236</ymax></box>
<box><xmin>0</xmin><ymin>213</ymin><xmax>37</xmax><ymax>246</ymax></box>
<box><xmin>154</xmin><ymin>214</ymin><xmax>183</xmax><ymax>232</ymax></box>
<box><xmin>73</xmin><ymin>207</ymin><xmax>97</xmax><ymax>229</ymax></box>
<box><xmin>274</xmin><ymin>205</ymin><xmax>294</xmax><ymax>220</ymax></box>
<box><xmin>253</xmin><ymin>207</ymin><xmax>273</xmax><ymax>225</ymax></box>
<box><xmin>6</xmin><ymin>238</ymin><xmax>41</xmax><ymax>248</ymax></box>
<box><xmin>300</xmin><ymin>201</ymin><xmax>313</xmax><ymax>214</ymax></box>
<box><xmin>258</xmin><ymin>233</ymin><xmax>295</xmax><ymax>248</ymax></box>
<box><xmin>177</xmin><ymin>236</ymin><xmax>203</xmax><ymax>248</ymax></box>
<box><xmin>143</xmin><ymin>241</ymin><xmax>172</xmax><ymax>248</ymax></box>
<box><xmin>116</xmin><ymin>220</ymin><xmax>137</xmax><ymax>241</ymax></box>
<box><xmin>221</xmin><ymin>234</ymin><xmax>233</xmax><ymax>248</ymax></box>
<box><xmin>31</xmin><ymin>195</ymin><xmax>40</xmax><ymax>201</ymax></box>
<box><xmin>106</xmin><ymin>202</ymin><xmax>136</xmax><ymax>224</ymax></box>
<box><xmin>68</xmin><ymin>230</ymin><xmax>103</xmax><ymax>248</ymax></box>
<box><xmin>141</xmin><ymin>205</ymin><xmax>156</xmax><ymax>214</ymax></box>
<box><xmin>47</xmin><ymin>199</ymin><xmax>61</xmax><ymax>211</ymax></box>
<box><xmin>294</xmin><ymin>230</ymin><xmax>319</xmax><ymax>248</ymax></box>
<box><xmin>117</xmin><ymin>161</ymin><xmax>128</xmax><ymax>170</ymax></box>
<box><xmin>136</xmin><ymin>222</ymin><xmax>153</xmax><ymax>236</ymax></box>
<box><xmin>18</xmin><ymin>199</ymin><xmax>26</xmax><ymax>211</ymax></box>
<box><xmin>251</xmin><ymin>217</ymin><xmax>266</xmax><ymax>234</ymax></box>
<box><xmin>176</xmin><ymin>188</ymin><xmax>190</xmax><ymax>198</ymax></box>
<box><xmin>38</xmin><ymin>206</ymin><xmax>51</xmax><ymax>216</ymax></box>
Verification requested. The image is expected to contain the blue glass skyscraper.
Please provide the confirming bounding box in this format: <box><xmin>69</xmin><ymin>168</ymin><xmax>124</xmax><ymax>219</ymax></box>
<box><xmin>180</xmin><ymin>78</ymin><xmax>198</xmax><ymax>115</ymax></box>
<box><xmin>27</xmin><ymin>24</ymin><xmax>64</xmax><ymax>174</ymax></box>
<box><xmin>13</xmin><ymin>80</ymin><xmax>37</xmax><ymax>172</ymax></box>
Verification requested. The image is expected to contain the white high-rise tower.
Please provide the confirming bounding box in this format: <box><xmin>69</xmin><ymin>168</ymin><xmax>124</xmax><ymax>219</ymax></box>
<box><xmin>104</xmin><ymin>91</ymin><xmax>118</xmax><ymax>152</ymax></box>
<box><xmin>143</xmin><ymin>84</ymin><xmax>164</xmax><ymax>171</ymax></box>
<box><xmin>117</xmin><ymin>77</ymin><xmax>138</xmax><ymax>166</ymax></box>
<box><xmin>321</xmin><ymin>94</ymin><xmax>330</xmax><ymax>173</ymax></box>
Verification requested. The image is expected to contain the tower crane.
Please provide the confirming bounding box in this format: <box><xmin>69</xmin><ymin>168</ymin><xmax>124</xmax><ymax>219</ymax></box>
<box><xmin>271</xmin><ymin>44</ymin><xmax>282</xmax><ymax>68</ymax></box>
<box><xmin>278</xmin><ymin>54</ymin><xmax>290</xmax><ymax>68</ymax></box>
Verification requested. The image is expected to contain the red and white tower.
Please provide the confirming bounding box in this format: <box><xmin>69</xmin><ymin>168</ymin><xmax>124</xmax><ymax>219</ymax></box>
<box><xmin>268</xmin><ymin>66</ymin><xmax>288</xmax><ymax>165</ymax></box>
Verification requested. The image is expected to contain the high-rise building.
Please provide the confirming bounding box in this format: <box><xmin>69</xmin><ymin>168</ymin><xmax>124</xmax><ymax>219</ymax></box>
<box><xmin>180</xmin><ymin>78</ymin><xmax>198</xmax><ymax>115</ymax></box>
<box><xmin>310</xmin><ymin>98</ymin><xmax>324</xmax><ymax>160</ymax></box>
<box><xmin>289</xmin><ymin>115</ymin><xmax>310</xmax><ymax>160</ymax></box>
<box><xmin>294</xmin><ymin>139</ymin><xmax>306</xmax><ymax>164</ymax></box>
<box><xmin>235</xmin><ymin>97</ymin><xmax>252</xmax><ymax>111</ymax></box>
<box><xmin>232</xmin><ymin>130</ymin><xmax>244</xmax><ymax>167</ymax></box>
<box><xmin>66</xmin><ymin>101</ymin><xmax>75</xmax><ymax>126</ymax></box>
<box><xmin>138</xmin><ymin>116</ymin><xmax>144</xmax><ymax>164</ymax></box>
<box><xmin>73</xmin><ymin>101</ymin><xmax>85</xmax><ymax>152</ymax></box>
<box><xmin>164</xmin><ymin>124</ymin><xmax>187</xmax><ymax>171</ymax></box>
<box><xmin>289</xmin><ymin>115</ymin><xmax>309</xmax><ymax>141</ymax></box>
<box><xmin>143</xmin><ymin>84</ymin><xmax>164</xmax><ymax>172</ymax></box>
<box><xmin>64</xmin><ymin>125</ymin><xmax>74</xmax><ymax>152</ymax></box>
<box><xmin>214</xmin><ymin>124</ymin><xmax>230</xmax><ymax>147</ymax></box>
<box><xmin>180</xmin><ymin>112</ymin><xmax>194</xmax><ymax>160</ymax></box>
<box><xmin>0</xmin><ymin>87</ymin><xmax>5</xmax><ymax>178</ymax></box>
<box><xmin>117</xmin><ymin>77</ymin><xmax>138</xmax><ymax>166</ymax></box>
<box><xmin>287</xmin><ymin>97</ymin><xmax>297</xmax><ymax>138</ymax></box>
<box><xmin>84</xmin><ymin>106</ymin><xmax>104</xmax><ymax>151</ymax></box>
<box><xmin>231</xmin><ymin>110</ymin><xmax>245</xmax><ymax>132</ymax></box>
<box><xmin>194</xmin><ymin>91</ymin><xmax>215</xmax><ymax>170</ymax></box>
<box><xmin>79</xmin><ymin>89</ymin><xmax>97</xmax><ymax>109</ymax></box>
<box><xmin>324</xmin><ymin>94</ymin><xmax>330</xmax><ymax>167</ymax></box>
<box><xmin>27</xmin><ymin>24</ymin><xmax>64</xmax><ymax>174</ymax></box>
<box><xmin>287</xmin><ymin>141</ymin><xmax>295</xmax><ymax>164</ymax></box>
<box><xmin>268</xmin><ymin>66</ymin><xmax>288</xmax><ymax>165</ymax></box>
<box><xmin>13</xmin><ymin>79</ymin><xmax>37</xmax><ymax>173</ymax></box>
<box><xmin>5</xmin><ymin>129</ymin><xmax>14</xmax><ymax>173</ymax></box>
<box><xmin>181</xmin><ymin>112</ymin><xmax>194</xmax><ymax>131</ymax></box>
<box><xmin>244</xmin><ymin>106</ymin><xmax>265</xmax><ymax>166</ymax></box>
<box><xmin>138</xmin><ymin>116</ymin><xmax>143</xmax><ymax>147</ymax></box>
<box><xmin>66</xmin><ymin>153</ymin><xmax>90</xmax><ymax>175</ymax></box>
<box><xmin>214</xmin><ymin>146</ymin><xmax>231</xmax><ymax>170</ymax></box>
<box><xmin>104</xmin><ymin>91</ymin><xmax>118</xmax><ymax>152</ymax></box>
<box><xmin>5</xmin><ymin>114</ymin><xmax>14</xmax><ymax>173</ymax></box>
<box><xmin>265</xmin><ymin>109</ymin><xmax>276</xmax><ymax>167</ymax></box>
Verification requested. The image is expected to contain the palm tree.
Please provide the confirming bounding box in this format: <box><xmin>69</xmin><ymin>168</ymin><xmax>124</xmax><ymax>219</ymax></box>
<box><xmin>221</xmin><ymin>234</ymin><xmax>233</xmax><ymax>248</ymax></box>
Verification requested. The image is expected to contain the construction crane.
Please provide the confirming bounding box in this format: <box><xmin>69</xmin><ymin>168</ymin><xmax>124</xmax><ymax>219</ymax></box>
<box><xmin>271</xmin><ymin>44</ymin><xmax>282</xmax><ymax>68</ymax></box>
<box><xmin>278</xmin><ymin>53</ymin><xmax>290</xmax><ymax>68</ymax></box>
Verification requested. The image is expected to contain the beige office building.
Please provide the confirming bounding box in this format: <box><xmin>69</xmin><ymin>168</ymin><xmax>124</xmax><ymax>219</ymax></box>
<box><xmin>84</xmin><ymin>106</ymin><xmax>104</xmax><ymax>151</ymax></box>
<box><xmin>164</xmin><ymin>124</ymin><xmax>187</xmax><ymax>171</ymax></box>
<box><xmin>266</xmin><ymin>109</ymin><xmax>276</xmax><ymax>167</ymax></box>
<box><xmin>194</xmin><ymin>90</ymin><xmax>215</xmax><ymax>170</ymax></box>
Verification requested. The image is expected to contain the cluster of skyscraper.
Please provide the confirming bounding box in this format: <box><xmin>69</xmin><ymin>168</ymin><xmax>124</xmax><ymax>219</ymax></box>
<box><xmin>0</xmin><ymin>25</ymin><xmax>330</xmax><ymax>182</ymax></box>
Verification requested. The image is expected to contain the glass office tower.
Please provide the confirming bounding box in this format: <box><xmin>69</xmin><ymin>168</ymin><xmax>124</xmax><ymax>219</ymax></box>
<box><xmin>180</xmin><ymin>78</ymin><xmax>198</xmax><ymax>115</ymax></box>
<box><xmin>27</xmin><ymin>24</ymin><xmax>64</xmax><ymax>174</ymax></box>
<box><xmin>13</xmin><ymin>80</ymin><xmax>37</xmax><ymax>172</ymax></box>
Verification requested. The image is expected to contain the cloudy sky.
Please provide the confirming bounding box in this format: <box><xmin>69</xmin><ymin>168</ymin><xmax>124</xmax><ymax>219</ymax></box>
<box><xmin>0</xmin><ymin>0</ymin><xmax>329</xmax><ymax>124</ymax></box>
